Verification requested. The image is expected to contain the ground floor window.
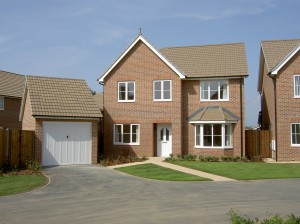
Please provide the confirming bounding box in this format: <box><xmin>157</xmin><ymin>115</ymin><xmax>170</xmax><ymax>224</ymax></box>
<box><xmin>291</xmin><ymin>123</ymin><xmax>300</xmax><ymax>146</ymax></box>
<box><xmin>114</xmin><ymin>124</ymin><xmax>140</xmax><ymax>145</ymax></box>
<box><xmin>195</xmin><ymin>123</ymin><xmax>232</xmax><ymax>148</ymax></box>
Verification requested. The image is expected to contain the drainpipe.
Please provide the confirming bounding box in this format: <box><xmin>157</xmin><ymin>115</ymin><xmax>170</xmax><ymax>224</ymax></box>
<box><xmin>273</xmin><ymin>77</ymin><xmax>278</xmax><ymax>161</ymax></box>
<box><xmin>240</xmin><ymin>78</ymin><xmax>244</xmax><ymax>158</ymax></box>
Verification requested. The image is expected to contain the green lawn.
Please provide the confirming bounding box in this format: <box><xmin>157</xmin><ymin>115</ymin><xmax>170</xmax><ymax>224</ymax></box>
<box><xmin>167</xmin><ymin>161</ymin><xmax>300</xmax><ymax>180</ymax></box>
<box><xmin>0</xmin><ymin>175</ymin><xmax>48</xmax><ymax>196</ymax></box>
<box><xmin>115</xmin><ymin>163</ymin><xmax>210</xmax><ymax>181</ymax></box>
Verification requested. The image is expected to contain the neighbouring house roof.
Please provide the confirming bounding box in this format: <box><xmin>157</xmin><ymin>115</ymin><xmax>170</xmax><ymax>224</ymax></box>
<box><xmin>160</xmin><ymin>43</ymin><xmax>248</xmax><ymax>78</ymax></box>
<box><xmin>0</xmin><ymin>70</ymin><xmax>25</xmax><ymax>98</ymax></box>
<box><xmin>261</xmin><ymin>39</ymin><xmax>300</xmax><ymax>74</ymax></box>
<box><xmin>23</xmin><ymin>75</ymin><xmax>102</xmax><ymax>119</ymax></box>
<box><xmin>258</xmin><ymin>38</ymin><xmax>300</xmax><ymax>92</ymax></box>
<box><xmin>188</xmin><ymin>106</ymin><xmax>239</xmax><ymax>123</ymax></box>
<box><xmin>93</xmin><ymin>92</ymin><xmax>103</xmax><ymax>111</ymax></box>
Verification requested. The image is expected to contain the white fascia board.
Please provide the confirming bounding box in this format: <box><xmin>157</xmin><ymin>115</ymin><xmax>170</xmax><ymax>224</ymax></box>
<box><xmin>98</xmin><ymin>35</ymin><xmax>185</xmax><ymax>83</ymax></box>
<box><xmin>271</xmin><ymin>44</ymin><xmax>300</xmax><ymax>76</ymax></box>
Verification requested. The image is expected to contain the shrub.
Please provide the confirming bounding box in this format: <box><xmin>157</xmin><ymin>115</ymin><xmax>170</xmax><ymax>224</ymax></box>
<box><xmin>199</xmin><ymin>155</ymin><xmax>206</xmax><ymax>162</ymax></box>
<box><xmin>228</xmin><ymin>209</ymin><xmax>300</xmax><ymax>224</ymax></box>
<box><xmin>183</xmin><ymin>154</ymin><xmax>197</xmax><ymax>161</ymax></box>
<box><xmin>176</xmin><ymin>154</ymin><xmax>182</xmax><ymax>160</ymax></box>
<box><xmin>25</xmin><ymin>159</ymin><xmax>41</xmax><ymax>171</ymax></box>
<box><xmin>233</xmin><ymin>156</ymin><xmax>241</xmax><ymax>162</ymax></box>
<box><xmin>221</xmin><ymin>156</ymin><xmax>230</xmax><ymax>162</ymax></box>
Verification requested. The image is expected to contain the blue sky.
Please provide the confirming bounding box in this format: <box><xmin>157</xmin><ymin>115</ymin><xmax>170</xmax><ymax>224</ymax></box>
<box><xmin>0</xmin><ymin>0</ymin><xmax>299</xmax><ymax>126</ymax></box>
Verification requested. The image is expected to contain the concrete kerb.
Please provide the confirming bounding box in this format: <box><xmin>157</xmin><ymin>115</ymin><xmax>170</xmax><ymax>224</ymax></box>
<box><xmin>108</xmin><ymin>157</ymin><xmax>235</xmax><ymax>182</ymax></box>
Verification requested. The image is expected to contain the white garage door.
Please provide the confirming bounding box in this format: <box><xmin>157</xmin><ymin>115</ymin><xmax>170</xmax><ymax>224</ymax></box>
<box><xmin>43</xmin><ymin>122</ymin><xmax>92</xmax><ymax>166</ymax></box>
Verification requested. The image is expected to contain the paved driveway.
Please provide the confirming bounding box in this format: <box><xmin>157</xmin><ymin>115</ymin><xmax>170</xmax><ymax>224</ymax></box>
<box><xmin>1</xmin><ymin>165</ymin><xmax>300</xmax><ymax>224</ymax></box>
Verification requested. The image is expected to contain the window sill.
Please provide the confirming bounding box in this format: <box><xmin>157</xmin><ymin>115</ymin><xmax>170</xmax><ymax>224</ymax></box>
<box><xmin>117</xmin><ymin>101</ymin><xmax>135</xmax><ymax>103</ymax></box>
<box><xmin>194</xmin><ymin>146</ymin><xmax>233</xmax><ymax>150</ymax></box>
<box><xmin>114</xmin><ymin>143</ymin><xmax>140</xmax><ymax>146</ymax></box>
<box><xmin>200</xmin><ymin>99</ymin><xmax>229</xmax><ymax>102</ymax></box>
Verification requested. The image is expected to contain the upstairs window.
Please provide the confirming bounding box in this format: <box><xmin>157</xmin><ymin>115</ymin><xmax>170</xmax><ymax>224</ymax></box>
<box><xmin>294</xmin><ymin>75</ymin><xmax>300</xmax><ymax>98</ymax></box>
<box><xmin>0</xmin><ymin>97</ymin><xmax>4</xmax><ymax>110</ymax></box>
<box><xmin>153</xmin><ymin>80</ymin><xmax>171</xmax><ymax>101</ymax></box>
<box><xmin>118</xmin><ymin>81</ymin><xmax>135</xmax><ymax>102</ymax></box>
<box><xmin>200</xmin><ymin>80</ymin><xmax>228</xmax><ymax>101</ymax></box>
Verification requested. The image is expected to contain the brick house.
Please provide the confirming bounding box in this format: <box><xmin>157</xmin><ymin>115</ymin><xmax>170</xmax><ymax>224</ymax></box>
<box><xmin>258</xmin><ymin>39</ymin><xmax>300</xmax><ymax>161</ymax></box>
<box><xmin>20</xmin><ymin>75</ymin><xmax>102</xmax><ymax>166</ymax></box>
<box><xmin>99</xmin><ymin>35</ymin><xmax>248</xmax><ymax>158</ymax></box>
<box><xmin>0</xmin><ymin>70</ymin><xmax>25</xmax><ymax>130</ymax></box>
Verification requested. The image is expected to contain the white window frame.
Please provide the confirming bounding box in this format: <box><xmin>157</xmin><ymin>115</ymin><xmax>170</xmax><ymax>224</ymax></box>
<box><xmin>118</xmin><ymin>81</ymin><xmax>135</xmax><ymax>102</ymax></box>
<box><xmin>114</xmin><ymin>124</ymin><xmax>140</xmax><ymax>145</ymax></box>
<box><xmin>0</xmin><ymin>96</ymin><xmax>4</xmax><ymax>110</ymax></box>
<box><xmin>291</xmin><ymin>123</ymin><xmax>300</xmax><ymax>146</ymax></box>
<box><xmin>194</xmin><ymin>123</ymin><xmax>232</xmax><ymax>148</ymax></box>
<box><xmin>153</xmin><ymin>80</ymin><xmax>172</xmax><ymax>101</ymax></box>
<box><xmin>294</xmin><ymin>75</ymin><xmax>300</xmax><ymax>98</ymax></box>
<box><xmin>200</xmin><ymin>80</ymin><xmax>229</xmax><ymax>101</ymax></box>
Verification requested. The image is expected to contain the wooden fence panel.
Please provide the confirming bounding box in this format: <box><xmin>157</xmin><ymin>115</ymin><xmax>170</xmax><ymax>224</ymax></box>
<box><xmin>20</xmin><ymin>130</ymin><xmax>35</xmax><ymax>164</ymax></box>
<box><xmin>0</xmin><ymin>130</ymin><xmax>5</xmax><ymax>167</ymax></box>
<box><xmin>245</xmin><ymin>130</ymin><xmax>271</xmax><ymax>159</ymax></box>
<box><xmin>10</xmin><ymin>130</ymin><xmax>21</xmax><ymax>167</ymax></box>
<box><xmin>0</xmin><ymin>129</ymin><xmax>35</xmax><ymax>168</ymax></box>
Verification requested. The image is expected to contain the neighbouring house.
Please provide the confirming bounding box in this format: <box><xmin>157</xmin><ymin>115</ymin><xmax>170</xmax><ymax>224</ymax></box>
<box><xmin>0</xmin><ymin>70</ymin><xmax>25</xmax><ymax>130</ymax></box>
<box><xmin>20</xmin><ymin>75</ymin><xmax>102</xmax><ymax>166</ymax></box>
<box><xmin>258</xmin><ymin>38</ymin><xmax>300</xmax><ymax>161</ymax></box>
<box><xmin>98</xmin><ymin>35</ymin><xmax>248</xmax><ymax>158</ymax></box>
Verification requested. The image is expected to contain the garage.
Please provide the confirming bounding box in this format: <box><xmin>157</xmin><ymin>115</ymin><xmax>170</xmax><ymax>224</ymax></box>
<box><xmin>42</xmin><ymin>122</ymin><xmax>92</xmax><ymax>166</ymax></box>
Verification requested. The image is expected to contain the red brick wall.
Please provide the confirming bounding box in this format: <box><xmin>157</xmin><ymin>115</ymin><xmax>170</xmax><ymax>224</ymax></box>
<box><xmin>182</xmin><ymin>79</ymin><xmax>245</xmax><ymax>157</ymax></box>
<box><xmin>0</xmin><ymin>97</ymin><xmax>22</xmax><ymax>130</ymax></box>
<box><xmin>276</xmin><ymin>51</ymin><xmax>300</xmax><ymax>161</ymax></box>
<box><xmin>103</xmin><ymin>40</ymin><xmax>182</xmax><ymax>157</ymax></box>
<box><xmin>22</xmin><ymin>93</ymin><xmax>36</xmax><ymax>131</ymax></box>
<box><xmin>34</xmin><ymin>119</ymin><xmax>98</xmax><ymax>164</ymax></box>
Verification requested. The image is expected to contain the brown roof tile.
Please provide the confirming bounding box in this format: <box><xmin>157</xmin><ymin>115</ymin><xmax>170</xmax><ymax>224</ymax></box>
<box><xmin>160</xmin><ymin>43</ymin><xmax>248</xmax><ymax>78</ymax></box>
<box><xmin>0</xmin><ymin>70</ymin><xmax>25</xmax><ymax>98</ymax></box>
<box><xmin>26</xmin><ymin>76</ymin><xmax>102</xmax><ymax>118</ymax></box>
<box><xmin>261</xmin><ymin>39</ymin><xmax>300</xmax><ymax>71</ymax></box>
<box><xmin>188</xmin><ymin>106</ymin><xmax>239</xmax><ymax>122</ymax></box>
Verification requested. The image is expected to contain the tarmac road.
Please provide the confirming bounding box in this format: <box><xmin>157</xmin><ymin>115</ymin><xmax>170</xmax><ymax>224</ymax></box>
<box><xmin>1</xmin><ymin>165</ymin><xmax>300</xmax><ymax>224</ymax></box>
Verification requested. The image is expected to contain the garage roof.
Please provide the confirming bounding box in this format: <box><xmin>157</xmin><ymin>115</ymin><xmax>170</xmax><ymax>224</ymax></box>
<box><xmin>24</xmin><ymin>75</ymin><xmax>102</xmax><ymax>119</ymax></box>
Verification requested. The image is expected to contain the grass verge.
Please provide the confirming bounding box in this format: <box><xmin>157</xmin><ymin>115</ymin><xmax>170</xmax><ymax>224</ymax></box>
<box><xmin>0</xmin><ymin>175</ymin><xmax>48</xmax><ymax>196</ymax></box>
<box><xmin>167</xmin><ymin>161</ymin><xmax>300</xmax><ymax>180</ymax></box>
<box><xmin>115</xmin><ymin>163</ymin><xmax>210</xmax><ymax>181</ymax></box>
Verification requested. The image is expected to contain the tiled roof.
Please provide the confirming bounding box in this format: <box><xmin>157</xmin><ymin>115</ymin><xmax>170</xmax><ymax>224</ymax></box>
<box><xmin>188</xmin><ymin>106</ymin><xmax>239</xmax><ymax>122</ymax></box>
<box><xmin>93</xmin><ymin>92</ymin><xmax>103</xmax><ymax>110</ymax></box>
<box><xmin>26</xmin><ymin>75</ymin><xmax>102</xmax><ymax>118</ymax></box>
<box><xmin>0</xmin><ymin>70</ymin><xmax>25</xmax><ymax>98</ymax></box>
<box><xmin>261</xmin><ymin>39</ymin><xmax>300</xmax><ymax>71</ymax></box>
<box><xmin>160</xmin><ymin>43</ymin><xmax>248</xmax><ymax>78</ymax></box>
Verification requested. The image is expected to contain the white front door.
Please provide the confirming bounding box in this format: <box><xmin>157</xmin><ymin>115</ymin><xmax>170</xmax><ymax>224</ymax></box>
<box><xmin>157</xmin><ymin>124</ymin><xmax>172</xmax><ymax>157</ymax></box>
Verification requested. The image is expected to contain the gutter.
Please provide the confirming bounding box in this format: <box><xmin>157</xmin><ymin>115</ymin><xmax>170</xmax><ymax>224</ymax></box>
<box><xmin>269</xmin><ymin>74</ymin><xmax>278</xmax><ymax>161</ymax></box>
<box><xmin>240</xmin><ymin>78</ymin><xmax>244</xmax><ymax>158</ymax></box>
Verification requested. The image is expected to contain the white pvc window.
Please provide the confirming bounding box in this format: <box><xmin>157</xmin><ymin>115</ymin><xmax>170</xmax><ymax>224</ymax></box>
<box><xmin>114</xmin><ymin>124</ymin><xmax>140</xmax><ymax>145</ymax></box>
<box><xmin>291</xmin><ymin>123</ymin><xmax>300</xmax><ymax>146</ymax></box>
<box><xmin>153</xmin><ymin>80</ymin><xmax>171</xmax><ymax>101</ymax></box>
<box><xmin>0</xmin><ymin>97</ymin><xmax>3</xmax><ymax>110</ymax></box>
<box><xmin>200</xmin><ymin>80</ymin><xmax>229</xmax><ymax>101</ymax></box>
<box><xmin>195</xmin><ymin>124</ymin><xmax>232</xmax><ymax>148</ymax></box>
<box><xmin>294</xmin><ymin>75</ymin><xmax>300</xmax><ymax>98</ymax></box>
<box><xmin>118</xmin><ymin>82</ymin><xmax>135</xmax><ymax>102</ymax></box>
